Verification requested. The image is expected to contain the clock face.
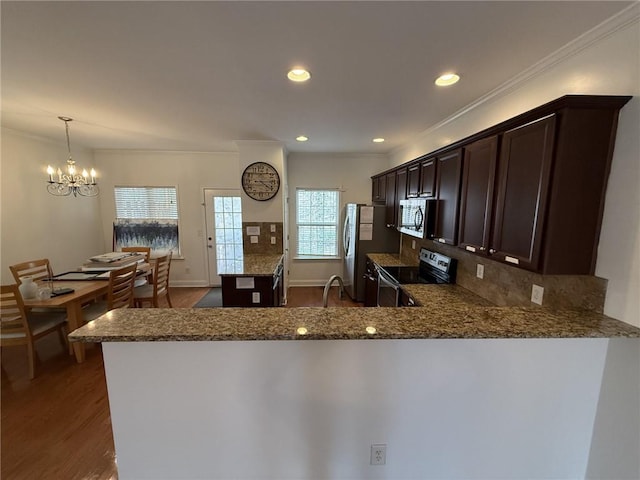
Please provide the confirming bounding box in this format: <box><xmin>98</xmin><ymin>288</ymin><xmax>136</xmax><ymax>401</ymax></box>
<box><xmin>241</xmin><ymin>162</ymin><xmax>281</xmax><ymax>201</ymax></box>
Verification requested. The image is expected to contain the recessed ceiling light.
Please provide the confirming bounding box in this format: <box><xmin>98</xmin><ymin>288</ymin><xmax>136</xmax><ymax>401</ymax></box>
<box><xmin>296</xmin><ymin>135</ymin><xmax>308</xmax><ymax>142</ymax></box>
<box><xmin>372</xmin><ymin>138</ymin><xmax>385</xmax><ymax>143</ymax></box>
<box><xmin>287</xmin><ymin>68</ymin><xmax>311</xmax><ymax>82</ymax></box>
<box><xmin>435</xmin><ymin>73</ymin><xmax>460</xmax><ymax>86</ymax></box>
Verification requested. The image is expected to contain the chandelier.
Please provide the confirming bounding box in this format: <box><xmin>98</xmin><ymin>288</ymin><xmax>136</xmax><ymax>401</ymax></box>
<box><xmin>46</xmin><ymin>116</ymin><xmax>99</xmax><ymax>197</ymax></box>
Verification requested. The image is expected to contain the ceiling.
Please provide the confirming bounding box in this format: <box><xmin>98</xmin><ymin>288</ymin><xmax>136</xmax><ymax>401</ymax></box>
<box><xmin>1</xmin><ymin>1</ymin><xmax>633</xmax><ymax>154</ymax></box>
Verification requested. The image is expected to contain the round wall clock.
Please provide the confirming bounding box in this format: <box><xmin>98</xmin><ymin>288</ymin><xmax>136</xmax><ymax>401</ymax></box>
<box><xmin>241</xmin><ymin>162</ymin><xmax>281</xmax><ymax>201</ymax></box>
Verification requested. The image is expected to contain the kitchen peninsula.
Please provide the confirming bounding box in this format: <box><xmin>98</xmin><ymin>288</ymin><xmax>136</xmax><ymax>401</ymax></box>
<box><xmin>70</xmin><ymin>298</ymin><xmax>640</xmax><ymax>480</ymax></box>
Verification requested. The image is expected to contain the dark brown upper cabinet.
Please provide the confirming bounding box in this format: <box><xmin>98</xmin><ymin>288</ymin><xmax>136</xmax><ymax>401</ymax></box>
<box><xmin>384</xmin><ymin>170</ymin><xmax>397</xmax><ymax>228</ymax></box>
<box><xmin>419</xmin><ymin>158</ymin><xmax>436</xmax><ymax>197</ymax></box>
<box><xmin>433</xmin><ymin>149</ymin><xmax>463</xmax><ymax>245</ymax></box>
<box><xmin>396</xmin><ymin>167</ymin><xmax>409</xmax><ymax>207</ymax></box>
<box><xmin>458</xmin><ymin>135</ymin><xmax>499</xmax><ymax>254</ymax></box>
<box><xmin>490</xmin><ymin>116</ymin><xmax>555</xmax><ymax>271</ymax></box>
<box><xmin>371</xmin><ymin>95</ymin><xmax>631</xmax><ymax>274</ymax></box>
<box><xmin>407</xmin><ymin>162</ymin><xmax>420</xmax><ymax>198</ymax></box>
<box><xmin>371</xmin><ymin>174</ymin><xmax>386</xmax><ymax>203</ymax></box>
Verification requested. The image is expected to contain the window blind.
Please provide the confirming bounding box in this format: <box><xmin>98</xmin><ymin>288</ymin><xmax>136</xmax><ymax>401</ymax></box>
<box><xmin>114</xmin><ymin>187</ymin><xmax>178</xmax><ymax>220</ymax></box>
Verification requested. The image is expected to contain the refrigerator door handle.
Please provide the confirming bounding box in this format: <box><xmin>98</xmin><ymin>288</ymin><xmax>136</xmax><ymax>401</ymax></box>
<box><xmin>343</xmin><ymin>215</ymin><xmax>351</xmax><ymax>256</ymax></box>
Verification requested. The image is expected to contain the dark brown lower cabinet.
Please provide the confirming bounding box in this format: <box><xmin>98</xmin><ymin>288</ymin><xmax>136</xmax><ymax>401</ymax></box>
<box><xmin>364</xmin><ymin>259</ymin><xmax>379</xmax><ymax>307</ymax></box>
<box><xmin>222</xmin><ymin>263</ymin><xmax>284</xmax><ymax>307</ymax></box>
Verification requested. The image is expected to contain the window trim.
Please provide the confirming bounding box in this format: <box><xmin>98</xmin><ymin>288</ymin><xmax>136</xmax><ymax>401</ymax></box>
<box><xmin>294</xmin><ymin>187</ymin><xmax>341</xmax><ymax>260</ymax></box>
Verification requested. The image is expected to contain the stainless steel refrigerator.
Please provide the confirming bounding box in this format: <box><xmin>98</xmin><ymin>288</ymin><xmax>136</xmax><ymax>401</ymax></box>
<box><xmin>343</xmin><ymin>204</ymin><xmax>400</xmax><ymax>302</ymax></box>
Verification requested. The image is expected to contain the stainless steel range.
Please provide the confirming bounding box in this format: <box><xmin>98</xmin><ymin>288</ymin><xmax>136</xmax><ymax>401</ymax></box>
<box><xmin>376</xmin><ymin>248</ymin><xmax>457</xmax><ymax>307</ymax></box>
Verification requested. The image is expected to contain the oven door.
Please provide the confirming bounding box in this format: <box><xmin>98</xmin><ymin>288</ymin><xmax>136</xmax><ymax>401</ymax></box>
<box><xmin>377</xmin><ymin>268</ymin><xmax>400</xmax><ymax>307</ymax></box>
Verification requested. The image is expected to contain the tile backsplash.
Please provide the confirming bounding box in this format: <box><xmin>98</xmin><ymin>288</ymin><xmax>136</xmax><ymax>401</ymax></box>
<box><xmin>400</xmin><ymin>235</ymin><xmax>606</xmax><ymax>312</ymax></box>
<box><xmin>242</xmin><ymin>222</ymin><xmax>284</xmax><ymax>255</ymax></box>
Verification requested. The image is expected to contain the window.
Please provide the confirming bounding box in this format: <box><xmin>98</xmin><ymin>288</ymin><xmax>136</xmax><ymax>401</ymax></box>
<box><xmin>113</xmin><ymin>186</ymin><xmax>180</xmax><ymax>255</ymax></box>
<box><xmin>213</xmin><ymin>196</ymin><xmax>244</xmax><ymax>274</ymax></box>
<box><xmin>296</xmin><ymin>189</ymin><xmax>340</xmax><ymax>257</ymax></box>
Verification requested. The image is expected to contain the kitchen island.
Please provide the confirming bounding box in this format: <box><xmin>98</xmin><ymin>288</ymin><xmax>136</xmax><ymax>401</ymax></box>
<box><xmin>70</xmin><ymin>299</ymin><xmax>640</xmax><ymax>480</ymax></box>
<box><xmin>219</xmin><ymin>253</ymin><xmax>284</xmax><ymax>307</ymax></box>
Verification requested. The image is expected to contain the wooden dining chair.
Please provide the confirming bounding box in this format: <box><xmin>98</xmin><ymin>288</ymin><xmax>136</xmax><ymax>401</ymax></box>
<box><xmin>0</xmin><ymin>284</ymin><xmax>68</xmax><ymax>379</ymax></box>
<box><xmin>9</xmin><ymin>259</ymin><xmax>54</xmax><ymax>285</ymax></box>
<box><xmin>133</xmin><ymin>253</ymin><xmax>173</xmax><ymax>308</ymax></box>
<box><xmin>82</xmin><ymin>264</ymin><xmax>138</xmax><ymax>322</ymax></box>
<box><xmin>121</xmin><ymin>246</ymin><xmax>151</xmax><ymax>263</ymax></box>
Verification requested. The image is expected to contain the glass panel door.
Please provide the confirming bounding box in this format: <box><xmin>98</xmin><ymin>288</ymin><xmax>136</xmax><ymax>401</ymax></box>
<box><xmin>204</xmin><ymin>189</ymin><xmax>243</xmax><ymax>286</ymax></box>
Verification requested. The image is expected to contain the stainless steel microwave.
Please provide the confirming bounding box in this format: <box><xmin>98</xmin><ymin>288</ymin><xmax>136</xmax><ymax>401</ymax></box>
<box><xmin>398</xmin><ymin>198</ymin><xmax>436</xmax><ymax>238</ymax></box>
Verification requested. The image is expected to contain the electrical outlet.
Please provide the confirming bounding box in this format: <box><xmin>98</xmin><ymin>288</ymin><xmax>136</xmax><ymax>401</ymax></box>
<box><xmin>531</xmin><ymin>284</ymin><xmax>544</xmax><ymax>305</ymax></box>
<box><xmin>270</xmin><ymin>224</ymin><xmax>276</xmax><ymax>233</ymax></box>
<box><xmin>476</xmin><ymin>264</ymin><xmax>484</xmax><ymax>279</ymax></box>
<box><xmin>411</xmin><ymin>240</ymin><xmax>416</xmax><ymax>250</ymax></box>
<box><xmin>271</xmin><ymin>236</ymin><xmax>276</xmax><ymax>245</ymax></box>
<box><xmin>370</xmin><ymin>444</ymin><xmax>386</xmax><ymax>465</ymax></box>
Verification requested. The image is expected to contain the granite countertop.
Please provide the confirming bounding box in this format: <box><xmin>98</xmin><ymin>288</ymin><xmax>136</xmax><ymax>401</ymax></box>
<box><xmin>366</xmin><ymin>253</ymin><xmax>409</xmax><ymax>267</ymax></box>
<box><xmin>401</xmin><ymin>284</ymin><xmax>495</xmax><ymax>308</ymax></box>
<box><xmin>70</xmin><ymin>298</ymin><xmax>640</xmax><ymax>344</ymax></box>
<box><xmin>68</xmin><ymin>252</ymin><xmax>640</xmax><ymax>343</ymax></box>
<box><xmin>219</xmin><ymin>254</ymin><xmax>284</xmax><ymax>276</ymax></box>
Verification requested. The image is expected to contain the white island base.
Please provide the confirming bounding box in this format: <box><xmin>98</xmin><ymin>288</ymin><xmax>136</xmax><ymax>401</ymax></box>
<box><xmin>102</xmin><ymin>338</ymin><xmax>639</xmax><ymax>480</ymax></box>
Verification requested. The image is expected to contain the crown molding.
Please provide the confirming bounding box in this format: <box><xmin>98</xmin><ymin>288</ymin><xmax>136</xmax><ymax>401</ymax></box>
<box><xmin>391</xmin><ymin>3</ymin><xmax>640</xmax><ymax>158</ymax></box>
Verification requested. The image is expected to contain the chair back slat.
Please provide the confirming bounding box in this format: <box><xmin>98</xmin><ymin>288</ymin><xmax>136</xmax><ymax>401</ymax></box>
<box><xmin>121</xmin><ymin>246</ymin><xmax>151</xmax><ymax>263</ymax></box>
<box><xmin>153</xmin><ymin>254</ymin><xmax>171</xmax><ymax>297</ymax></box>
<box><xmin>133</xmin><ymin>252</ymin><xmax>173</xmax><ymax>308</ymax></box>
<box><xmin>0</xmin><ymin>285</ymin><xmax>30</xmax><ymax>338</ymax></box>
<box><xmin>108</xmin><ymin>264</ymin><xmax>138</xmax><ymax>310</ymax></box>
<box><xmin>9</xmin><ymin>259</ymin><xmax>53</xmax><ymax>284</ymax></box>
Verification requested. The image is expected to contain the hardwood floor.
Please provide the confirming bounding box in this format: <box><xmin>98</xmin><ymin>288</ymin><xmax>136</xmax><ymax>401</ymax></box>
<box><xmin>0</xmin><ymin>286</ymin><xmax>359</xmax><ymax>479</ymax></box>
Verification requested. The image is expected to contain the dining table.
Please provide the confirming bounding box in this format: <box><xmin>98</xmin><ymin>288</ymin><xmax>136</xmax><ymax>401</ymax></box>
<box><xmin>23</xmin><ymin>280</ymin><xmax>109</xmax><ymax>363</ymax></box>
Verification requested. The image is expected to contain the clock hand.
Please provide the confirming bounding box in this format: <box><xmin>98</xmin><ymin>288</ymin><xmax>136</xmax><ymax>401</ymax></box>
<box><xmin>259</xmin><ymin>180</ymin><xmax>272</xmax><ymax>190</ymax></box>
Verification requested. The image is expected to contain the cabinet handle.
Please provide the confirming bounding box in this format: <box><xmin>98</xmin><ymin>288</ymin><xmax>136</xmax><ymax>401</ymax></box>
<box><xmin>479</xmin><ymin>247</ymin><xmax>485</xmax><ymax>251</ymax></box>
<box><xmin>489</xmin><ymin>248</ymin><xmax>496</xmax><ymax>254</ymax></box>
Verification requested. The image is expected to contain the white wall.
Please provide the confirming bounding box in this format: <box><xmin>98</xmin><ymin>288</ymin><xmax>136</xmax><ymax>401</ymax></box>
<box><xmin>390</xmin><ymin>13</ymin><xmax>640</xmax><ymax>326</ymax></box>
<box><xmin>287</xmin><ymin>153</ymin><xmax>390</xmax><ymax>286</ymax></box>
<box><xmin>94</xmin><ymin>149</ymin><xmax>239</xmax><ymax>286</ymax></box>
<box><xmin>0</xmin><ymin>128</ymin><xmax>104</xmax><ymax>283</ymax></box>
<box><xmin>102</xmin><ymin>338</ymin><xmax>640</xmax><ymax>480</ymax></box>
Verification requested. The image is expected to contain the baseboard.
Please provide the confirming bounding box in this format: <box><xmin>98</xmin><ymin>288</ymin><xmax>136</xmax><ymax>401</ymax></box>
<box><xmin>170</xmin><ymin>280</ymin><xmax>211</xmax><ymax>288</ymax></box>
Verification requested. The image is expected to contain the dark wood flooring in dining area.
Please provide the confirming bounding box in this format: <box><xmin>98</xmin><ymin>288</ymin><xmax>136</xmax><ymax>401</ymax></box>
<box><xmin>1</xmin><ymin>286</ymin><xmax>360</xmax><ymax>479</ymax></box>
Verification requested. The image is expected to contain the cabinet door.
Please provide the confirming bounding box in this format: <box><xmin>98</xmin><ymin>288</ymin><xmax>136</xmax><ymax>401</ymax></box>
<box><xmin>363</xmin><ymin>260</ymin><xmax>379</xmax><ymax>307</ymax></box>
<box><xmin>491</xmin><ymin>115</ymin><xmax>556</xmax><ymax>270</ymax></box>
<box><xmin>433</xmin><ymin>149</ymin><xmax>463</xmax><ymax>245</ymax></box>
<box><xmin>407</xmin><ymin>163</ymin><xmax>420</xmax><ymax>197</ymax></box>
<box><xmin>371</xmin><ymin>175</ymin><xmax>386</xmax><ymax>202</ymax></box>
<box><xmin>458</xmin><ymin>136</ymin><xmax>498</xmax><ymax>254</ymax></box>
<box><xmin>419</xmin><ymin>158</ymin><xmax>436</xmax><ymax>197</ymax></box>
<box><xmin>384</xmin><ymin>171</ymin><xmax>397</xmax><ymax>227</ymax></box>
<box><xmin>396</xmin><ymin>167</ymin><xmax>408</xmax><ymax>203</ymax></box>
